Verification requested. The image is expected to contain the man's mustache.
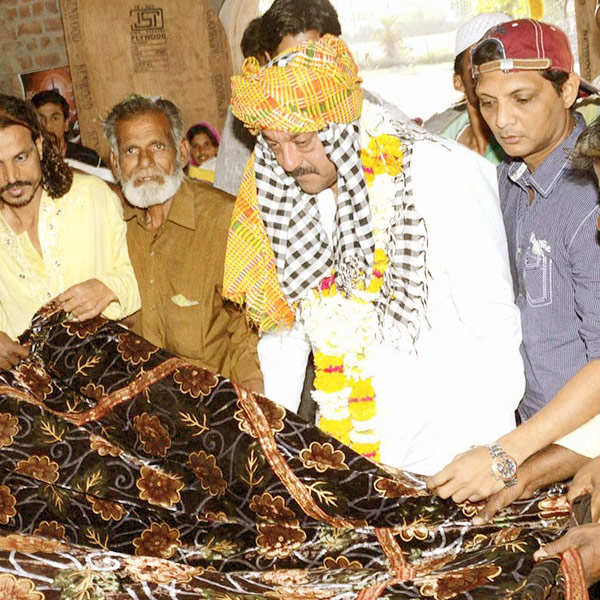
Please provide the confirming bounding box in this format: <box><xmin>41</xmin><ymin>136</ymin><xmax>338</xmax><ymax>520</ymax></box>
<box><xmin>0</xmin><ymin>181</ymin><xmax>32</xmax><ymax>194</ymax></box>
<box><xmin>286</xmin><ymin>166</ymin><xmax>318</xmax><ymax>178</ymax></box>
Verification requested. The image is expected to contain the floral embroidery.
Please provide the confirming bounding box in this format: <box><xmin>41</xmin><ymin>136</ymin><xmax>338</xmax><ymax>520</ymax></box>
<box><xmin>15</xmin><ymin>455</ymin><xmax>59</xmax><ymax>484</ymax></box>
<box><xmin>117</xmin><ymin>331</ymin><xmax>158</xmax><ymax>364</ymax></box>
<box><xmin>234</xmin><ymin>395</ymin><xmax>286</xmax><ymax>437</ymax></box>
<box><xmin>256</xmin><ymin>522</ymin><xmax>307</xmax><ymax>559</ymax></box>
<box><xmin>33</xmin><ymin>520</ymin><xmax>66</xmax><ymax>541</ymax></box>
<box><xmin>250</xmin><ymin>492</ymin><xmax>296</xmax><ymax>522</ymax></box>
<box><xmin>0</xmin><ymin>485</ymin><xmax>17</xmax><ymax>525</ymax></box>
<box><xmin>323</xmin><ymin>556</ymin><xmax>362</xmax><ymax>569</ymax></box>
<box><xmin>80</xmin><ymin>382</ymin><xmax>106</xmax><ymax>400</ymax></box>
<box><xmin>133</xmin><ymin>522</ymin><xmax>181</xmax><ymax>559</ymax></box>
<box><xmin>86</xmin><ymin>495</ymin><xmax>126</xmax><ymax>521</ymax></box>
<box><xmin>420</xmin><ymin>565</ymin><xmax>503</xmax><ymax>600</ymax></box>
<box><xmin>136</xmin><ymin>466</ymin><xmax>184</xmax><ymax>509</ymax></box>
<box><xmin>187</xmin><ymin>450</ymin><xmax>227</xmax><ymax>496</ymax></box>
<box><xmin>374</xmin><ymin>477</ymin><xmax>427</xmax><ymax>498</ymax></box>
<box><xmin>89</xmin><ymin>434</ymin><xmax>122</xmax><ymax>457</ymax></box>
<box><xmin>299</xmin><ymin>442</ymin><xmax>349</xmax><ymax>473</ymax></box>
<box><xmin>0</xmin><ymin>573</ymin><xmax>43</xmax><ymax>600</ymax></box>
<box><xmin>0</xmin><ymin>413</ymin><xmax>19</xmax><ymax>448</ymax></box>
<box><xmin>14</xmin><ymin>363</ymin><xmax>52</xmax><ymax>400</ymax></box>
<box><xmin>133</xmin><ymin>413</ymin><xmax>171</xmax><ymax>457</ymax></box>
<box><xmin>62</xmin><ymin>316</ymin><xmax>105</xmax><ymax>339</ymax></box>
<box><xmin>173</xmin><ymin>366</ymin><xmax>218</xmax><ymax>398</ymax></box>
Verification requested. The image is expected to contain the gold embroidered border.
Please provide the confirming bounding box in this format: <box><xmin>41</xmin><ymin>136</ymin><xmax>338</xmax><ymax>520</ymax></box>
<box><xmin>561</xmin><ymin>548</ymin><xmax>589</xmax><ymax>600</ymax></box>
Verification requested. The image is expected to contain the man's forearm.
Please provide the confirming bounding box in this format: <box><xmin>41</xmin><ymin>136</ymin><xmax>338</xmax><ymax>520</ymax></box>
<box><xmin>522</xmin><ymin>444</ymin><xmax>590</xmax><ymax>491</ymax></box>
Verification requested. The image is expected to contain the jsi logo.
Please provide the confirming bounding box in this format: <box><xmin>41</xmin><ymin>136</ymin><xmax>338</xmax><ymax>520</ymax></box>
<box><xmin>130</xmin><ymin>8</ymin><xmax>164</xmax><ymax>30</ymax></box>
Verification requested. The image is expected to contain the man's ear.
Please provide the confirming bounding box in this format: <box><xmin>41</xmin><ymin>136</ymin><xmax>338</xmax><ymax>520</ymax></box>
<box><xmin>179</xmin><ymin>138</ymin><xmax>190</xmax><ymax>167</ymax></box>
<box><xmin>453</xmin><ymin>73</ymin><xmax>465</xmax><ymax>93</ymax></box>
<box><xmin>109</xmin><ymin>151</ymin><xmax>120</xmax><ymax>180</ymax></box>
<box><xmin>34</xmin><ymin>135</ymin><xmax>43</xmax><ymax>160</ymax></box>
<box><xmin>562</xmin><ymin>72</ymin><xmax>581</xmax><ymax>109</ymax></box>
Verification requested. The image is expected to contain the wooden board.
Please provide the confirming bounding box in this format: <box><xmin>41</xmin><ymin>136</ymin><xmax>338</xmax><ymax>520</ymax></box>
<box><xmin>59</xmin><ymin>0</ymin><xmax>232</xmax><ymax>160</ymax></box>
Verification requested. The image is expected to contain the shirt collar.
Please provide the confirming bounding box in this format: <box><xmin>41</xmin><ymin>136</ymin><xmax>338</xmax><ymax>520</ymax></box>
<box><xmin>507</xmin><ymin>112</ymin><xmax>585</xmax><ymax>198</ymax></box>
<box><xmin>123</xmin><ymin>177</ymin><xmax>196</xmax><ymax>231</ymax></box>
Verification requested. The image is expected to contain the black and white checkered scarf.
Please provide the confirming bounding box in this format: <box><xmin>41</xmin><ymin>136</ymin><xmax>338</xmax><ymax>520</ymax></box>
<box><xmin>254</xmin><ymin>101</ymin><xmax>435</xmax><ymax>346</ymax></box>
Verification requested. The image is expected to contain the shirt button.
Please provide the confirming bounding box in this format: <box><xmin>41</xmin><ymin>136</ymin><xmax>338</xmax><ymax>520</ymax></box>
<box><xmin>150</xmin><ymin>251</ymin><xmax>154</xmax><ymax>256</ymax></box>
<box><xmin>19</xmin><ymin>273</ymin><xmax>26</xmax><ymax>279</ymax></box>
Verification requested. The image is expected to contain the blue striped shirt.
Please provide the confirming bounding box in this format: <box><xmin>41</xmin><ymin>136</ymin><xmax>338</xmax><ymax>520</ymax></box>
<box><xmin>498</xmin><ymin>115</ymin><xmax>600</xmax><ymax>420</ymax></box>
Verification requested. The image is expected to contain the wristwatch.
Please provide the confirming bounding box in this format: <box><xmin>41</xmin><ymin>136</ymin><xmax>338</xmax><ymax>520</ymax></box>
<box><xmin>487</xmin><ymin>443</ymin><xmax>518</xmax><ymax>487</ymax></box>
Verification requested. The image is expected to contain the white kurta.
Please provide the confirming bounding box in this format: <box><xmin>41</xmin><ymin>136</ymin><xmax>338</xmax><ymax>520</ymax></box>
<box><xmin>258</xmin><ymin>137</ymin><xmax>525</xmax><ymax>475</ymax></box>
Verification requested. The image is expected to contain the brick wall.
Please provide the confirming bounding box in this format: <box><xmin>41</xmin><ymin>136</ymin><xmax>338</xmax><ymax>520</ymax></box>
<box><xmin>0</xmin><ymin>0</ymin><xmax>68</xmax><ymax>95</ymax></box>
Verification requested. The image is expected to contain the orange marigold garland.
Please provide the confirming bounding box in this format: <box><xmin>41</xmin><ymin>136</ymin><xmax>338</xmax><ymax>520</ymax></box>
<box><xmin>301</xmin><ymin>129</ymin><xmax>403</xmax><ymax>462</ymax></box>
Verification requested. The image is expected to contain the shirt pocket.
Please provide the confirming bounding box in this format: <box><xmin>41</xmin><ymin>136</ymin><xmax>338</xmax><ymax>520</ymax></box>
<box><xmin>524</xmin><ymin>251</ymin><xmax>552</xmax><ymax>307</ymax></box>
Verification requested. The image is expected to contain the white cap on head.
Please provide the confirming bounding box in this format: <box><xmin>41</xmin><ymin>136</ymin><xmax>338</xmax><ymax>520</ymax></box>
<box><xmin>454</xmin><ymin>12</ymin><xmax>511</xmax><ymax>57</ymax></box>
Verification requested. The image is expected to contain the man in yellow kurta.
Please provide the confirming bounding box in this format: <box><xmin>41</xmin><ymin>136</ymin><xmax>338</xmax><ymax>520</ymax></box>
<box><xmin>104</xmin><ymin>95</ymin><xmax>262</xmax><ymax>392</ymax></box>
<box><xmin>0</xmin><ymin>94</ymin><xmax>140</xmax><ymax>370</ymax></box>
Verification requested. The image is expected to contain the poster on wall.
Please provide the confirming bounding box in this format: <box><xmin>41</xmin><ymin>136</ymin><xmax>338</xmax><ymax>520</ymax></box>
<box><xmin>19</xmin><ymin>65</ymin><xmax>82</xmax><ymax>143</ymax></box>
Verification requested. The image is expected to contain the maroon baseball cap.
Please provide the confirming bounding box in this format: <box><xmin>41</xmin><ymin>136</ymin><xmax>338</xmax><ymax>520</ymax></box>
<box><xmin>471</xmin><ymin>18</ymin><xmax>598</xmax><ymax>97</ymax></box>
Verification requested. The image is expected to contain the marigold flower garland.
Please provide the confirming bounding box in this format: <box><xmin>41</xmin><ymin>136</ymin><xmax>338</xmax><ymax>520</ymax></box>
<box><xmin>301</xmin><ymin>131</ymin><xmax>403</xmax><ymax>462</ymax></box>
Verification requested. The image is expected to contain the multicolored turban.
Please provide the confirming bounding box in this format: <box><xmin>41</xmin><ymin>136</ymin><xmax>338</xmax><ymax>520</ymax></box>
<box><xmin>231</xmin><ymin>34</ymin><xmax>363</xmax><ymax>134</ymax></box>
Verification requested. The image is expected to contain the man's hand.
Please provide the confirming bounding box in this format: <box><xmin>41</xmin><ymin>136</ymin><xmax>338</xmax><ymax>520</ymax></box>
<box><xmin>0</xmin><ymin>331</ymin><xmax>29</xmax><ymax>370</ymax></box>
<box><xmin>534</xmin><ymin>523</ymin><xmax>600</xmax><ymax>586</ymax></box>
<box><xmin>472</xmin><ymin>477</ymin><xmax>537</xmax><ymax>524</ymax></box>
<box><xmin>57</xmin><ymin>279</ymin><xmax>117</xmax><ymax>322</ymax></box>
<box><xmin>427</xmin><ymin>446</ymin><xmax>504</xmax><ymax>503</ymax></box>
<box><xmin>568</xmin><ymin>457</ymin><xmax>600</xmax><ymax>521</ymax></box>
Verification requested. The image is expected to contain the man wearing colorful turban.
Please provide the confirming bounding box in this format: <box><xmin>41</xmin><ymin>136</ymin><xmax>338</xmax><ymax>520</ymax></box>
<box><xmin>224</xmin><ymin>34</ymin><xmax>525</xmax><ymax>476</ymax></box>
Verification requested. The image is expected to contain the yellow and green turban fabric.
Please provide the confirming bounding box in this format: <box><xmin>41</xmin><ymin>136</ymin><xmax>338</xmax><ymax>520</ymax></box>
<box><xmin>231</xmin><ymin>34</ymin><xmax>363</xmax><ymax>134</ymax></box>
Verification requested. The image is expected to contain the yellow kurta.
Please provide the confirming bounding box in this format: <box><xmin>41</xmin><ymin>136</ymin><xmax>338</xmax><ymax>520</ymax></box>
<box><xmin>0</xmin><ymin>172</ymin><xmax>141</xmax><ymax>339</ymax></box>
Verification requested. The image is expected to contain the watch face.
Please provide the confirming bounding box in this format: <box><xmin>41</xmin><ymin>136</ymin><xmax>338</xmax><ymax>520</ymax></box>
<box><xmin>493</xmin><ymin>456</ymin><xmax>517</xmax><ymax>480</ymax></box>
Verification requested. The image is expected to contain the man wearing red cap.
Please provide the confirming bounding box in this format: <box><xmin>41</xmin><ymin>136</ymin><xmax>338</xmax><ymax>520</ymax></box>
<box><xmin>429</xmin><ymin>20</ymin><xmax>600</xmax><ymax>512</ymax></box>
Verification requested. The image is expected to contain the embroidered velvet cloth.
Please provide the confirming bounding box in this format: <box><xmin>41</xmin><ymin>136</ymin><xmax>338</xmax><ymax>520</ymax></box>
<box><xmin>0</xmin><ymin>304</ymin><xmax>588</xmax><ymax>599</ymax></box>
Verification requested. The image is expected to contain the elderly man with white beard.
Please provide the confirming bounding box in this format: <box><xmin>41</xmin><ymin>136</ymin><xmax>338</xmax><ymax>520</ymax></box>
<box><xmin>104</xmin><ymin>95</ymin><xmax>262</xmax><ymax>392</ymax></box>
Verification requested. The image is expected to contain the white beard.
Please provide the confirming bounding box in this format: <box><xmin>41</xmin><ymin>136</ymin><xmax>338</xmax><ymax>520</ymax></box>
<box><xmin>120</xmin><ymin>167</ymin><xmax>183</xmax><ymax>208</ymax></box>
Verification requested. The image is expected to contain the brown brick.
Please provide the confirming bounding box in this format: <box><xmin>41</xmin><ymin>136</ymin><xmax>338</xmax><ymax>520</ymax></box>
<box><xmin>7</xmin><ymin>8</ymin><xmax>17</xmax><ymax>20</ymax></box>
<box><xmin>44</xmin><ymin>17</ymin><xmax>62</xmax><ymax>32</ymax></box>
<box><xmin>26</xmin><ymin>40</ymin><xmax>37</xmax><ymax>51</ymax></box>
<box><xmin>40</xmin><ymin>36</ymin><xmax>51</xmax><ymax>48</ymax></box>
<box><xmin>18</xmin><ymin>5</ymin><xmax>31</xmax><ymax>17</ymax></box>
<box><xmin>45</xmin><ymin>0</ymin><xmax>59</xmax><ymax>13</ymax></box>
<box><xmin>19</xmin><ymin>55</ymin><xmax>33</xmax><ymax>71</ymax></box>
<box><xmin>17</xmin><ymin>21</ymin><xmax>42</xmax><ymax>35</ymax></box>
<box><xmin>33</xmin><ymin>1</ymin><xmax>43</xmax><ymax>16</ymax></box>
<box><xmin>35</xmin><ymin>51</ymin><xmax>60</xmax><ymax>68</ymax></box>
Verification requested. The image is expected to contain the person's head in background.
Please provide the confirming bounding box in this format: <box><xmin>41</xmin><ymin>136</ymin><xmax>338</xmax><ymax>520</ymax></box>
<box><xmin>472</xmin><ymin>19</ymin><xmax>584</xmax><ymax>170</ymax></box>
<box><xmin>572</xmin><ymin>118</ymin><xmax>600</xmax><ymax>182</ymax></box>
<box><xmin>453</xmin><ymin>13</ymin><xmax>510</xmax><ymax>106</ymax></box>
<box><xmin>186</xmin><ymin>123</ymin><xmax>220</xmax><ymax>167</ymax></box>
<box><xmin>241</xmin><ymin>17</ymin><xmax>268</xmax><ymax>64</ymax></box>
<box><xmin>31</xmin><ymin>89</ymin><xmax>71</xmax><ymax>156</ymax></box>
<box><xmin>259</xmin><ymin>0</ymin><xmax>341</xmax><ymax>60</ymax></box>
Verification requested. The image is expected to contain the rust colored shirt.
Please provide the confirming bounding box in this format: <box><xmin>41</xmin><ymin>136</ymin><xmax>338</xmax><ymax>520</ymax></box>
<box><xmin>124</xmin><ymin>178</ymin><xmax>261</xmax><ymax>388</ymax></box>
